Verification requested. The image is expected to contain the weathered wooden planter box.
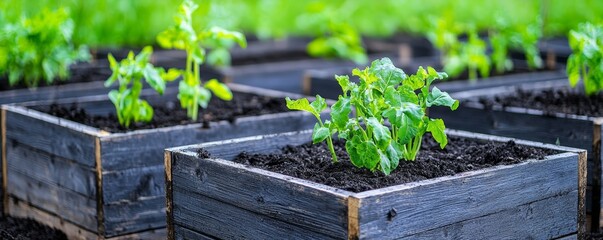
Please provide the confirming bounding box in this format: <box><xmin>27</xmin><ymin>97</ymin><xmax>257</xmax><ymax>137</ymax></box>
<box><xmin>0</xmin><ymin>84</ymin><xmax>323</xmax><ymax>239</ymax></box>
<box><xmin>303</xmin><ymin>58</ymin><xmax>567</xmax><ymax>99</ymax></box>
<box><xmin>166</xmin><ymin>130</ymin><xmax>586</xmax><ymax>239</ymax></box>
<box><xmin>429</xmin><ymin>79</ymin><xmax>603</xmax><ymax>232</ymax></box>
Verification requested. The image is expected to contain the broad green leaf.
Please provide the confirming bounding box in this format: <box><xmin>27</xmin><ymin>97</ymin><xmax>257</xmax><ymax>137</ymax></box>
<box><xmin>310</xmin><ymin>95</ymin><xmax>327</xmax><ymax>113</ymax></box>
<box><xmin>191</xmin><ymin>46</ymin><xmax>205</xmax><ymax>64</ymax></box>
<box><xmin>404</xmin><ymin>75</ymin><xmax>425</xmax><ymax>90</ymax></box>
<box><xmin>367</xmin><ymin>117</ymin><xmax>391</xmax><ymax>149</ymax></box>
<box><xmin>205</xmin><ymin>79</ymin><xmax>232</xmax><ymax>101</ymax></box>
<box><xmin>196</xmin><ymin>87</ymin><xmax>212</xmax><ymax>109</ymax></box>
<box><xmin>566</xmin><ymin>55</ymin><xmax>581</xmax><ymax>87</ymax></box>
<box><xmin>286</xmin><ymin>97</ymin><xmax>319</xmax><ymax>118</ymax></box>
<box><xmin>346</xmin><ymin>135</ymin><xmax>364</xmax><ymax>168</ymax></box>
<box><xmin>384</xmin><ymin>86</ymin><xmax>401</xmax><ymax>107</ymax></box>
<box><xmin>312</xmin><ymin>123</ymin><xmax>330</xmax><ymax>144</ymax></box>
<box><xmin>335</xmin><ymin>75</ymin><xmax>352</xmax><ymax>93</ymax></box>
<box><xmin>353</xmin><ymin>67</ymin><xmax>378</xmax><ymax>84</ymax></box>
<box><xmin>143</xmin><ymin>64</ymin><xmax>166</xmax><ymax>94</ymax></box>
<box><xmin>386</xmin><ymin>141</ymin><xmax>403</xmax><ymax>169</ymax></box>
<box><xmin>398</xmin><ymin>85</ymin><xmax>419</xmax><ymax>103</ymax></box>
<box><xmin>207</xmin><ymin>48</ymin><xmax>231</xmax><ymax>67</ymax></box>
<box><xmin>378</xmin><ymin>149</ymin><xmax>392</xmax><ymax>175</ymax></box>
<box><xmin>427</xmin><ymin>118</ymin><xmax>448</xmax><ymax>149</ymax></box>
<box><xmin>369</xmin><ymin>58</ymin><xmax>406</xmax><ymax>91</ymax></box>
<box><xmin>108</xmin><ymin>53</ymin><xmax>118</xmax><ymax>70</ymax></box>
<box><xmin>426</xmin><ymin>66</ymin><xmax>448</xmax><ymax>85</ymax></box>
<box><xmin>161</xmin><ymin>68</ymin><xmax>181</xmax><ymax>81</ymax></box>
<box><xmin>362</xmin><ymin>141</ymin><xmax>381</xmax><ymax>170</ymax></box>
<box><xmin>426</xmin><ymin>86</ymin><xmax>459</xmax><ymax>110</ymax></box>
<box><xmin>331</xmin><ymin>96</ymin><xmax>351</xmax><ymax>129</ymax></box>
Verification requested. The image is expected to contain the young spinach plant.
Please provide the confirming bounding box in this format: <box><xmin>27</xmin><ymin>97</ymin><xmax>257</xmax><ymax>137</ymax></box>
<box><xmin>156</xmin><ymin>0</ymin><xmax>247</xmax><ymax>121</ymax></box>
<box><xmin>105</xmin><ymin>46</ymin><xmax>180</xmax><ymax>128</ymax></box>
<box><xmin>286</xmin><ymin>58</ymin><xmax>459</xmax><ymax>175</ymax></box>
<box><xmin>0</xmin><ymin>8</ymin><xmax>90</xmax><ymax>88</ymax></box>
<box><xmin>490</xmin><ymin>19</ymin><xmax>543</xmax><ymax>74</ymax></box>
<box><xmin>567</xmin><ymin>22</ymin><xmax>603</xmax><ymax>95</ymax></box>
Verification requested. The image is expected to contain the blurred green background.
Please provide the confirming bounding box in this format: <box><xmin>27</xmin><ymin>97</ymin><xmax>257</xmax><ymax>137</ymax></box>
<box><xmin>1</xmin><ymin>0</ymin><xmax>601</xmax><ymax>47</ymax></box>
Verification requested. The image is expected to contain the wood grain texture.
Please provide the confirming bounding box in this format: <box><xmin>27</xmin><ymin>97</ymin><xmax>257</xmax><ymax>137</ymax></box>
<box><xmin>168</xmin><ymin>130</ymin><xmax>582</xmax><ymax>239</ymax></box>
<box><xmin>595</xmin><ymin>119</ymin><xmax>603</xmax><ymax>231</ymax></box>
<box><xmin>354</xmin><ymin>153</ymin><xmax>578</xmax><ymax>239</ymax></box>
<box><xmin>4</xmin><ymin>108</ymin><xmax>97</xmax><ymax>167</ymax></box>
<box><xmin>174</xmin><ymin>225</ymin><xmax>216</xmax><ymax>240</ymax></box>
<box><xmin>102</xmin><ymin>165</ymin><xmax>164</xmax><ymax>204</ymax></box>
<box><xmin>397</xmin><ymin>191</ymin><xmax>578</xmax><ymax>240</ymax></box>
<box><xmin>6</xmin><ymin>140</ymin><xmax>96</xmax><ymax>197</ymax></box>
<box><xmin>1</xmin><ymin>108</ymin><xmax>6</xmax><ymax>215</ymax></box>
<box><xmin>165</xmin><ymin>152</ymin><xmax>174</xmax><ymax>240</ymax></box>
<box><xmin>103</xmin><ymin>196</ymin><xmax>165</xmax><ymax>237</ymax></box>
<box><xmin>8</xmin><ymin>170</ymin><xmax>97</xmax><ymax>231</ymax></box>
<box><xmin>173</xmin><ymin>187</ymin><xmax>336</xmax><ymax>240</ymax></box>
<box><xmin>8</xmin><ymin>196</ymin><xmax>166</xmax><ymax>240</ymax></box>
<box><xmin>171</xmin><ymin>152</ymin><xmax>349</xmax><ymax>238</ymax></box>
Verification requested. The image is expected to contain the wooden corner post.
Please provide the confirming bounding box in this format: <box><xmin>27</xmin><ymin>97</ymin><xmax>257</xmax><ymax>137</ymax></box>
<box><xmin>348</xmin><ymin>196</ymin><xmax>360</xmax><ymax>240</ymax></box>
<box><xmin>165</xmin><ymin>151</ymin><xmax>174</xmax><ymax>240</ymax></box>
<box><xmin>594</xmin><ymin>118</ymin><xmax>603</xmax><ymax>233</ymax></box>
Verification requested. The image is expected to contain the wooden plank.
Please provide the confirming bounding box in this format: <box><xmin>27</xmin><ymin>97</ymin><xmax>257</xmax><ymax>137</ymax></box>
<box><xmin>171</xmin><ymin>153</ymin><xmax>349</xmax><ymax>238</ymax></box>
<box><xmin>8</xmin><ymin>196</ymin><xmax>99</xmax><ymax>240</ymax></box>
<box><xmin>100</xmin><ymin>111</ymin><xmax>319</xmax><ymax>171</ymax></box>
<box><xmin>8</xmin><ymin>196</ymin><xmax>166</xmax><ymax>240</ymax></box>
<box><xmin>595</xmin><ymin>119</ymin><xmax>603</xmax><ymax>231</ymax></box>
<box><xmin>398</xmin><ymin>191</ymin><xmax>578</xmax><ymax>240</ymax></box>
<box><xmin>6</xmin><ymin>140</ymin><xmax>96</xmax><ymax>197</ymax></box>
<box><xmin>174</xmin><ymin>225</ymin><xmax>216</xmax><ymax>240</ymax></box>
<box><xmin>353</xmin><ymin>153</ymin><xmax>579</xmax><ymax>239</ymax></box>
<box><xmin>1</xmin><ymin>107</ymin><xmax>6</xmax><ymax>215</ymax></box>
<box><xmin>4</xmin><ymin>108</ymin><xmax>97</xmax><ymax>167</ymax></box>
<box><xmin>165</xmin><ymin>152</ymin><xmax>175</xmax><ymax>240</ymax></box>
<box><xmin>173</xmin><ymin>187</ymin><xmax>335</xmax><ymax>239</ymax></box>
<box><xmin>8</xmin><ymin>171</ymin><xmax>97</xmax><ymax>231</ymax></box>
<box><xmin>103</xmin><ymin>196</ymin><xmax>166</xmax><ymax>238</ymax></box>
<box><xmin>95</xmin><ymin>137</ymin><xmax>105</xmax><ymax>236</ymax></box>
<box><xmin>102</xmin><ymin>165</ymin><xmax>164</xmax><ymax>204</ymax></box>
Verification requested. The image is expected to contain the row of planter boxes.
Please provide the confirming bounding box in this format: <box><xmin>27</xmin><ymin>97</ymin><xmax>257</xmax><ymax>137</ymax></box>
<box><xmin>0</xmin><ymin>36</ymin><xmax>590</xmax><ymax>239</ymax></box>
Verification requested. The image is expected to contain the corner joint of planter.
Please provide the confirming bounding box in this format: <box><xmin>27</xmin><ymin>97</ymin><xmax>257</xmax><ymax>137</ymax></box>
<box><xmin>347</xmin><ymin>196</ymin><xmax>361</xmax><ymax>240</ymax></box>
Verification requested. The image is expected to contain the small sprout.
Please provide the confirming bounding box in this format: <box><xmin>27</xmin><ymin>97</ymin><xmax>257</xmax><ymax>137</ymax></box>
<box><xmin>105</xmin><ymin>46</ymin><xmax>180</xmax><ymax>128</ymax></box>
<box><xmin>287</xmin><ymin>58</ymin><xmax>459</xmax><ymax>175</ymax></box>
<box><xmin>566</xmin><ymin>22</ymin><xmax>603</xmax><ymax>95</ymax></box>
<box><xmin>157</xmin><ymin>0</ymin><xmax>246</xmax><ymax>120</ymax></box>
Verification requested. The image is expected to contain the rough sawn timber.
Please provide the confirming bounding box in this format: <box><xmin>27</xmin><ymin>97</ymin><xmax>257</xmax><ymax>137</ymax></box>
<box><xmin>166</xmin><ymin>130</ymin><xmax>586</xmax><ymax>239</ymax></box>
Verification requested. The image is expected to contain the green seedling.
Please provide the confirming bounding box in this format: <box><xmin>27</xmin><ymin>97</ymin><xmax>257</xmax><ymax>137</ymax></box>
<box><xmin>156</xmin><ymin>0</ymin><xmax>247</xmax><ymax>121</ymax></box>
<box><xmin>567</xmin><ymin>22</ymin><xmax>603</xmax><ymax>95</ymax></box>
<box><xmin>105</xmin><ymin>46</ymin><xmax>180</xmax><ymax>128</ymax></box>
<box><xmin>286</xmin><ymin>58</ymin><xmax>458</xmax><ymax>175</ymax></box>
<box><xmin>490</xmin><ymin>18</ymin><xmax>543</xmax><ymax>74</ymax></box>
<box><xmin>0</xmin><ymin>8</ymin><xmax>90</xmax><ymax>88</ymax></box>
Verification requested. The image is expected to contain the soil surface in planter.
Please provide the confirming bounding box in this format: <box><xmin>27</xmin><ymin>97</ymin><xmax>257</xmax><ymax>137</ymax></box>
<box><xmin>0</xmin><ymin>216</ymin><xmax>67</xmax><ymax>240</ymax></box>
<box><xmin>477</xmin><ymin>86</ymin><xmax>603</xmax><ymax>117</ymax></box>
<box><xmin>32</xmin><ymin>92</ymin><xmax>288</xmax><ymax>133</ymax></box>
<box><xmin>228</xmin><ymin>135</ymin><xmax>557</xmax><ymax>192</ymax></box>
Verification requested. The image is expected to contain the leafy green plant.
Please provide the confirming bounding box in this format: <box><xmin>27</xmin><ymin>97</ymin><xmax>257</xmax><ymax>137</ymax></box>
<box><xmin>567</xmin><ymin>22</ymin><xmax>603</xmax><ymax>95</ymax></box>
<box><xmin>156</xmin><ymin>0</ymin><xmax>247</xmax><ymax>121</ymax></box>
<box><xmin>427</xmin><ymin>17</ymin><xmax>489</xmax><ymax>81</ymax></box>
<box><xmin>0</xmin><ymin>8</ymin><xmax>90</xmax><ymax>88</ymax></box>
<box><xmin>299</xmin><ymin>2</ymin><xmax>368</xmax><ymax>64</ymax></box>
<box><xmin>286</xmin><ymin>58</ymin><xmax>459</xmax><ymax>175</ymax></box>
<box><xmin>490</xmin><ymin>19</ymin><xmax>543</xmax><ymax>74</ymax></box>
<box><xmin>105</xmin><ymin>46</ymin><xmax>180</xmax><ymax>128</ymax></box>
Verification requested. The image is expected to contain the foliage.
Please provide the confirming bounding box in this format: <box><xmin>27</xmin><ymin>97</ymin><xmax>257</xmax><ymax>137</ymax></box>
<box><xmin>0</xmin><ymin>8</ymin><xmax>90</xmax><ymax>88</ymax></box>
<box><xmin>286</xmin><ymin>58</ymin><xmax>458</xmax><ymax>175</ymax></box>
<box><xmin>427</xmin><ymin>17</ymin><xmax>489</xmax><ymax>81</ymax></box>
<box><xmin>490</xmin><ymin>18</ymin><xmax>543</xmax><ymax>74</ymax></box>
<box><xmin>567</xmin><ymin>22</ymin><xmax>603</xmax><ymax>95</ymax></box>
<box><xmin>300</xmin><ymin>2</ymin><xmax>367</xmax><ymax>64</ymax></box>
<box><xmin>105</xmin><ymin>46</ymin><xmax>180</xmax><ymax>127</ymax></box>
<box><xmin>156</xmin><ymin>0</ymin><xmax>246</xmax><ymax>121</ymax></box>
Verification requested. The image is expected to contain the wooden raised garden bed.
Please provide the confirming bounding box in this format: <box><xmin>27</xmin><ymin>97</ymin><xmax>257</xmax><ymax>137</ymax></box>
<box><xmin>166</xmin><ymin>130</ymin><xmax>586</xmax><ymax>239</ymax></box>
<box><xmin>0</xmin><ymin>83</ymin><xmax>323</xmax><ymax>239</ymax></box>
<box><xmin>429</xmin><ymin>79</ymin><xmax>603</xmax><ymax>232</ymax></box>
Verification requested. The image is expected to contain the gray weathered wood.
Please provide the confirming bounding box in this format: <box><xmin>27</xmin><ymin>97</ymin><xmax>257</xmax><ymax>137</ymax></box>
<box><xmin>174</xmin><ymin>225</ymin><xmax>216</xmax><ymax>240</ymax></box>
<box><xmin>2</xmin><ymin>83</ymin><xmax>324</xmax><ymax>237</ymax></box>
<box><xmin>167</xmin><ymin>129</ymin><xmax>585</xmax><ymax>239</ymax></box>
<box><xmin>8</xmin><ymin>170</ymin><xmax>97</xmax><ymax>231</ymax></box>
<box><xmin>429</xmin><ymin>79</ymin><xmax>603</xmax><ymax>232</ymax></box>
<box><xmin>6</xmin><ymin>140</ymin><xmax>96</xmax><ymax>197</ymax></box>
<box><xmin>4</xmin><ymin>106</ymin><xmax>99</xmax><ymax>167</ymax></box>
<box><xmin>354</xmin><ymin>153</ymin><xmax>578</xmax><ymax>239</ymax></box>
<box><xmin>398</xmin><ymin>191</ymin><xmax>578</xmax><ymax>239</ymax></box>
<box><xmin>172</xmin><ymin>152</ymin><xmax>350</xmax><ymax>238</ymax></box>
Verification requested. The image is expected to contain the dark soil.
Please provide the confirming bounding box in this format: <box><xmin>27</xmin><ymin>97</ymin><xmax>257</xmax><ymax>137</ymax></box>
<box><xmin>32</xmin><ymin>92</ymin><xmax>289</xmax><ymax>133</ymax></box>
<box><xmin>0</xmin><ymin>216</ymin><xmax>67</xmax><ymax>240</ymax></box>
<box><xmin>477</xmin><ymin>86</ymin><xmax>603</xmax><ymax>117</ymax></box>
<box><xmin>231</xmin><ymin>135</ymin><xmax>557</xmax><ymax>193</ymax></box>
